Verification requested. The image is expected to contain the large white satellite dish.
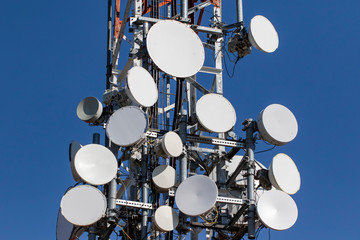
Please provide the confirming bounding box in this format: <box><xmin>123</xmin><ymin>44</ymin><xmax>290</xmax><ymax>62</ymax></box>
<box><xmin>125</xmin><ymin>66</ymin><xmax>158</xmax><ymax>107</ymax></box>
<box><xmin>257</xmin><ymin>104</ymin><xmax>298</xmax><ymax>146</ymax></box>
<box><xmin>76</xmin><ymin>97</ymin><xmax>103</xmax><ymax>123</ymax></box>
<box><xmin>196</xmin><ymin>93</ymin><xmax>237</xmax><ymax>133</ymax></box>
<box><xmin>152</xmin><ymin>165</ymin><xmax>176</xmax><ymax>192</ymax></box>
<box><xmin>56</xmin><ymin>209</ymin><xmax>73</xmax><ymax>240</ymax></box>
<box><xmin>60</xmin><ymin>185</ymin><xmax>107</xmax><ymax>226</ymax></box>
<box><xmin>153</xmin><ymin>206</ymin><xmax>179</xmax><ymax>232</ymax></box>
<box><xmin>69</xmin><ymin>141</ymin><xmax>82</xmax><ymax>182</ymax></box>
<box><xmin>248</xmin><ymin>15</ymin><xmax>279</xmax><ymax>53</ymax></box>
<box><xmin>74</xmin><ymin>144</ymin><xmax>118</xmax><ymax>185</ymax></box>
<box><xmin>160</xmin><ymin>131</ymin><xmax>183</xmax><ymax>157</ymax></box>
<box><xmin>257</xmin><ymin>189</ymin><xmax>298</xmax><ymax>231</ymax></box>
<box><xmin>146</xmin><ymin>20</ymin><xmax>205</xmax><ymax>78</ymax></box>
<box><xmin>106</xmin><ymin>106</ymin><xmax>148</xmax><ymax>146</ymax></box>
<box><xmin>175</xmin><ymin>175</ymin><xmax>218</xmax><ymax>216</ymax></box>
<box><xmin>269</xmin><ymin>153</ymin><xmax>301</xmax><ymax>195</ymax></box>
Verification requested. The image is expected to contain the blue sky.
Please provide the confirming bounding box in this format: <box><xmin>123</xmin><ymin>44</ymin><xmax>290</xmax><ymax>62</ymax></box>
<box><xmin>1</xmin><ymin>0</ymin><xmax>359</xmax><ymax>239</ymax></box>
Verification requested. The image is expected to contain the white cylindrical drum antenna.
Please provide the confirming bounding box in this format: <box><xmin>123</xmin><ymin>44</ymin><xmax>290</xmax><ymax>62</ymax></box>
<box><xmin>152</xmin><ymin>165</ymin><xmax>176</xmax><ymax>192</ymax></box>
<box><xmin>155</xmin><ymin>131</ymin><xmax>183</xmax><ymax>158</ymax></box>
<box><xmin>257</xmin><ymin>104</ymin><xmax>298</xmax><ymax>146</ymax></box>
<box><xmin>76</xmin><ymin>97</ymin><xmax>103</xmax><ymax>123</ymax></box>
<box><xmin>106</xmin><ymin>106</ymin><xmax>149</xmax><ymax>147</ymax></box>
<box><xmin>256</xmin><ymin>189</ymin><xmax>298</xmax><ymax>230</ymax></box>
<box><xmin>74</xmin><ymin>144</ymin><xmax>118</xmax><ymax>186</ymax></box>
<box><xmin>195</xmin><ymin>93</ymin><xmax>237</xmax><ymax>133</ymax></box>
<box><xmin>248</xmin><ymin>15</ymin><xmax>279</xmax><ymax>53</ymax></box>
<box><xmin>269</xmin><ymin>153</ymin><xmax>301</xmax><ymax>195</ymax></box>
<box><xmin>125</xmin><ymin>66</ymin><xmax>158</xmax><ymax>107</ymax></box>
<box><xmin>146</xmin><ymin>20</ymin><xmax>205</xmax><ymax>78</ymax></box>
<box><xmin>175</xmin><ymin>175</ymin><xmax>218</xmax><ymax>216</ymax></box>
<box><xmin>152</xmin><ymin>206</ymin><xmax>179</xmax><ymax>232</ymax></box>
<box><xmin>60</xmin><ymin>185</ymin><xmax>107</xmax><ymax>226</ymax></box>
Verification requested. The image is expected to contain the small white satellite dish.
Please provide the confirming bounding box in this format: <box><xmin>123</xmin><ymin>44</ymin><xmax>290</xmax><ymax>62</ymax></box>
<box><xmin>60</xmin><ymin>185</ymin><xmax>107</xmax><ymax>226</ymax></box>
<box><xmin>195</xmin><ymin>93</ymin><xmax>237</xmax><ymax>133</ymax></box>
<box><xmin>69</xmin><ymin>141</ymin><xmax>82</xmax><ymax>182</ymax></box>
<box><xmin>56</xmin><ymin>209</ymin><xmax>73</xmax><ymax>240</ymax></box>
<box><xmin>269</xmin><ymin>153</ymin><xmax>301</xmax><ymax>195</ymax></box>
<box><xmin>125</xmin><ymin>66</ymin><xmax>158</xmax><ymax>107</ymax></box>
<box><xmin>248</xmin><ymin>15</ymin><xmax>279</xmax><ymax>53</ymax></box>
<box><xmin>160</xmin><ymin>131</ymin><xmax>183</xmax><ymax>157</ymax></box>
<box><xmin>257</xmin><ymin>189</ymin><xmax>298</xmax><ymax>231</ymax></box>
<box><xmin>76</xmin><ymin>97</ymin><xmax>103</xmax><ymax>123</ymax></box>
<box><xmin>175</xmin><ymin>175</ymin><xmax>218</xmax><ymax>216</ymax></box>
<box><xmin>146</xmin><ymin>20</ymin><xmax>205</xmax><ymax>78</ymax></box>
<box><xmin>152</xmin><ymin>165</ymin><xmax>176</xmax><ymax>192</ymax></box>
<box><xmin>74</xmin><ymin>144</ymin><xmax>118</xmax><ymax>185</ymax></box>
<box><xmin>257</xmin><ymin>104</ymin><xmax>298</xmax><ymax>146</ymax></box>
<box><xmin>152</xmin><ymin>206</ymin><xmax>179</xmax><ymax>232</ymax></box>
<box><xmin>106</xmin><ymin>106</ymin><xmax>148</xmax><ymax>146</ymax></box>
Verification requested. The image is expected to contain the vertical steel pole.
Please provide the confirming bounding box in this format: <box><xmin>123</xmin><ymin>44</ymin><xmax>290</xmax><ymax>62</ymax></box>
<box><xmin>181</xmin><ymin>0</ymin><xmax>188</xmax><ymax>19</ymax></box>
<box><xmin>236</xmin><ymin>0</ymin><xmax>243</xmax><ymax>23</ymax></box>
<box><xmin>179</xmin><ymin>109</ymin><xmax>188</xmax><ymax>182</ymax></box>
<box><xmin>141</xmin><ymin>143</ymin><xmax>149</xmax><ymax>239</ymax></box>
<box><xmin>89</xmin><ymin>133</ymin><xmax>101</xmax><ymax>240</ymax></box>
<box><xmin>245</xmin><ymin>119</ymin><xmax>256</xmax><ymax>239</ymax></box>
<box><xmin>106</xmin><ymin>0</ymin><xmax>112</xmax><ymax>90</ymax></box>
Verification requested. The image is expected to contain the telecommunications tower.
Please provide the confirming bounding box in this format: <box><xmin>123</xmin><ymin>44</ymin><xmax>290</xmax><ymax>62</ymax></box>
<box><xmin>57</xmin><ymin>1</ymin><xmax>301</xmax><ymax>240</ymax></box>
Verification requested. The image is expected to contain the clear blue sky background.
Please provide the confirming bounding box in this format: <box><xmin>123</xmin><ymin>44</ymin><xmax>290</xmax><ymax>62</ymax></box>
<box><xmin>0</xmin><ymin>1</ymin><xmax>359</xmax><ymax>239</ymax></box>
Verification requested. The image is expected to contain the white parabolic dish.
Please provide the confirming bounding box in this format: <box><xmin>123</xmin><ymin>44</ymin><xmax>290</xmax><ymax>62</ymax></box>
<box><xmin>146</xmin><ymin>20</ymin><xmax>205</xmax><ymax>78</ymax></box>
<box><xmin>60</xmin><ymin>185</ymin><xmax>107</xmax><ymax>226</ymax></box>
<box><xmin>248</xmin><ymin>15</ymin><xmax>279</xmax><ymax>53</ymax></box>
<box><xmin>269</xmin><ymin>153</ymin><xmax>301</xmax><ymax>195</ymax></box>
<box><xmin>69</xmin><ymin>141</ymin><xmax>82</xmax><ymax>182</ymax></box>
<box><xmin>257</xmin><ymin>104</ymin><xmax>298</xmax><ymax>146</ymax></box>
<box><xmin>196</xmin><ymin>93</ymin><xmax>237</xmax><ymax>133</ymax></box>
<box><xmin>106</xmin><ymin>106</ymin><xmax>148</xmax><ymax>146</ymax></box>
<box><xmin>74</xmin><ymin>144</ymin><xmax>118</xmax><ymax>186</ymax></box>
<box><xmin>257</xmin><ymin>189</ymin><xmax>298</xmax><ymax>231</ymax></box>
<box><xmin>153</xmin><ymin>206</ymin><xmax>179</xmax><ymax>232</ymax></box>
<box><xmin>125</xmin><ymin>66</ymin><xmax>158</xmax><ymax>107</ymax></box>
<box><xmin>161</xmin><ymin>131</ymin><xmax>183</xmax><ymax>157</ymax></box>
<box><xmin>152</xmin><ymin>165</ymin><xmax>176</xmax><ymax>191</ymax></box>
<box><xmin>56</xmin><ymin>209</ymin><xmax>73</xmax><ymax>240</ymax></box>
<box><xmin>175</xmin><ymin>175</ymin><xmax>218</xmax><ymax>216</ymax></box>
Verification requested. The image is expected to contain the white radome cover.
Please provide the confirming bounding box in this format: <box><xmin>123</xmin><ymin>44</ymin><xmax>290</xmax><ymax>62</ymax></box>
<box><xmin>153</xmin><ymin>206</ymin><xmax>179</xmax><ymax>232</ymax></box>
<box><xmin>257</xmin><ymin>189</ymin><xmax>298</xmax><ymax>231</ymax></box>
<box><xmin>125</xmin><ymin>66</ymin><xmax>158</xmax><ymax>107</ymax></box>
<box><xmin>152</xmin><ymin>165</ymin><xmax>176</xmax><ymax>191</ymax></box>
<box><xmin>257</xmin><ymin>104</ymin><xmax>298</xmax><ymax>146</ymax></box>
<box><xmin>248</xmin><ymin>15</ymin><xmax>279</xmax><ymax>53</ymax></box>
<box><xmin>161</xmin><ymin>131</ymin><xmax>183</xmax><ymax>157</ymax></box>
<box><xmin>74</xmin><ymin>144</ymin><xmax>118</xmax><ymax>186</ymax></box>
<box><xmin>269</xmin><ymin>153</ymin><xmax>301</xmax><ymax>195</ymax></box>
<box><xmin>146</xmin><ymin>20</ymin><xmax>205</xmax><ymax>78</ymax></box>
<box><xmin>196</xmin><ymin>93</ymin><xmax>237</xmax><ymax>133</ymax></box>
<box><xmin>175</xmin><ymin>175</ymin><xmax>218</xmax><ymax>216</ymax></box>
<box><xmin>60</xmin><ymin>185</ymin><xmax>107</xmax><ymax>226</ymax></box>
<box><xmin>106</xmin><ymin>106</ymin><xmax>148</xmax><ymax>146</ymax></box>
